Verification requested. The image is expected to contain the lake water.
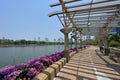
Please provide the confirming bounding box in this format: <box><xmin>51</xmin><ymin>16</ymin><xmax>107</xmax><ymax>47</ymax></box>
<box><xmin>0</xmin><ymin>45</ymin><xmax>64</xmax><ymax>68</ymax></box>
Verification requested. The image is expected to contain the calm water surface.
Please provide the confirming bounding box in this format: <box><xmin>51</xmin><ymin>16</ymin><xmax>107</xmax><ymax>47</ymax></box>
<box><xmin>0</xmin><ymin>45</ymin><xmax>64</xmax><ymax>68</ymax></box>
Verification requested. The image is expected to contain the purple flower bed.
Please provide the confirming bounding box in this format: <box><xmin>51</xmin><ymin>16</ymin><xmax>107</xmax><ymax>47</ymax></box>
<box><xmin>69</xmin><ymin>48</ymin><xmax>76</xmax><ymax>52</ymax></box>
<box><xmin>0</xmin><ymin>49</ymin><xmax>75</xmax><ymax>80</ymax></box>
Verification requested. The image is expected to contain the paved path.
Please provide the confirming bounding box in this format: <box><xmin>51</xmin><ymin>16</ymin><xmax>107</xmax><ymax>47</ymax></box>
<box><xmin>54</xmin><ymin>46</ymin><xmax>120</xmax><ymax>80</ymax></box>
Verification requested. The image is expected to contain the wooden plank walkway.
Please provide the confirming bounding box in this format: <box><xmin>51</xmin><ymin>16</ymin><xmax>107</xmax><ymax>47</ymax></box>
<box><xmin>53</xmin><ymin>46</ymin><xmax>120</xmax><ymax>80</ymax></box>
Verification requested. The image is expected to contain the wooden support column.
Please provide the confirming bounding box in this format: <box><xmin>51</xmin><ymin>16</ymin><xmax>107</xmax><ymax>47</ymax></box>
<box><xmin>80</xmin><ymin>31</ymin><xmax>82</xmax><ymax>48</ymax></box>
<box><xmin>60</xmin><ymin>27</ymin><xmax>71</xmax><ymax>62</ymax></box>
<box><xmin>102</xmin><ymin>12</ymin><xmax>118</xmax><ymax>55</ymax></box>
<box><xmin>78</xmin><ymin>28</ymin><xmax>83</xmax><ymax>49</ymax></box>
<box><xmin>72</xmin><ymin>28</ymin><xmax>78</xmax><ymax>52</ymax></box>
<box><xmin>74</xmin><ymin>36</ymin><xmax>78</xmax><ymax>52</ymax></box>
<box><xmin>70</xmin><ymin>34</ymin><xmax>73</xmax><ymax>48</ymax></box>
<box><xmin>65</xmin><ymin>33</ymin><xmax>69</xmax><ymax>50</ymax></box>
<box><xmin>99</xmin><ymin>39</ymin><xmax>103</xmax><ymax>52</ymax></box>
<box><xmin>58</xmin><ymin>0</ymin><xmax>75</xmax><ymax>62</ymax></box>
<box><xmin>104</xmin><ymin>36</ymin><xmax>110</xmax><ymax>55</ymax></box>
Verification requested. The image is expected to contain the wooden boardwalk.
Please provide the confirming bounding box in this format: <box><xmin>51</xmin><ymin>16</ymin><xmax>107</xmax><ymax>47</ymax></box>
<box><xmin>53</xmin><ymin>46</ymin><xmax>120</xmax><ymax>80</ymax></box>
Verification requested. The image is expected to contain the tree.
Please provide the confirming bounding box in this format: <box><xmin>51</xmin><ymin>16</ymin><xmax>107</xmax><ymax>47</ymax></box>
<box><xmin>109</xmin><ymin>34</ymin><xmax>120</xmax><ymax>42</ymax></box>
<box><xmin>85</xmin><ymin>38</ymin><xmax>98</xmax><ymax>45</ymax></box>
<box><xmin>108</xmin><ymin>34</ymin><xmax>120</xmax><ymax>48</ymax></box>
<box><xmin>20</xmin><ymin>40</ymin><xmax>27</xmax><ymax>45</ymax></box>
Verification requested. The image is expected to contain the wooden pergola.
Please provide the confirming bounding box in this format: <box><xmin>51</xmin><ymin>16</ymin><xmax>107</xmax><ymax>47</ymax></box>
<box><xmin>49</xmin><ymin>0</ymin><xmax>120</xmax><ymax>61</ymax></box>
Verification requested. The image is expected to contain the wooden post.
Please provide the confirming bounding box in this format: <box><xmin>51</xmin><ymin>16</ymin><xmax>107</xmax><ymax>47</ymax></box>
<box><xmin>104</xmin><ymin>36</ymin><xmax>110</xmax><ymax>55</ymax></box>
<box><xmin>74</xmin><ymin>36</ymin><xmax>78</xmax><ymax>52</ymax></box>
<box><xmin>70</xmin><ymin>34</ymin><xmax>73</xmax><ymax>48</ymax></box>
<box><xmin>60</xmin><ymin>27</ymin><xmax>71</xmax><ymax>62</ymax></box>
<box><xmin>80</xmin><ymin>31</ymin><xmax>82</xmax><ymax>48</ymax></box>
<box><xmin>99</xmin><ymin>39</ymin><xmax>103</xmax><ymax>52</ymax></box>
<box><xmin>73</xmin><ymin>31</ymin><xmax>78</xmax><ymax>52</ymax></box>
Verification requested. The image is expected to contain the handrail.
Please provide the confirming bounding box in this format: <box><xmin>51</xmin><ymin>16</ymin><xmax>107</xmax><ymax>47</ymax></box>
<box><xmin>109</xmin><ymin>47</ymin><xmax>120</xmax><ymax>53</ymax></box>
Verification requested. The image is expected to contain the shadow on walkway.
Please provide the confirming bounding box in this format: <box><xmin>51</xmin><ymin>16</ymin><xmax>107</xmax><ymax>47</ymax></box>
<box><xmin>95</xmin><ymin>49</ymin><xmax>120</xmax><ymax>74</ymax></box>
<box><xmin>54</xmin><ymin>47</ymin><xmax>120</xmax><ymax>80</ymax></box>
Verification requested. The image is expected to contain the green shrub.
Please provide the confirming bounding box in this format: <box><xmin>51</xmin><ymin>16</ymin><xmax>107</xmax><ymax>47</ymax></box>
<box><xmin>109</xmin><ymin>40</ymin><xmax>120</xmax><ymax>47</ymax></box>
<box><xmin>85</xmin><ymin>39</ymin><xmax>98</xmax><ymax>45</ymax></box>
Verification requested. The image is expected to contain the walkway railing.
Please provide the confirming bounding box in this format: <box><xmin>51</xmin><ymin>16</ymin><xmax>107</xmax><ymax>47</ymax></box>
<box><xmin>109</xmin><ymin>47</ymin><xmax>120</xmax><ymax>63</ymax></box>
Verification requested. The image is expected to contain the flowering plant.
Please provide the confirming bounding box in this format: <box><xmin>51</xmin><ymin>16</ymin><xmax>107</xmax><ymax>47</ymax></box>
<box><xmin>0</xmin><ymin>48</ymin><xmax>76</xmax><ymax>80</ymax></box>
<box><xmin>0</xmin><ymin>51</ymin><xmax>65</xmax><ymax>80</ymax></box>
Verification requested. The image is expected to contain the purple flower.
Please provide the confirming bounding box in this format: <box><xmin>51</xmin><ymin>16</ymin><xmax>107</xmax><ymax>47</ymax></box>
<box><xmin>14</xmin><ymin>64</ymin><xmax>26</xmax><ymax>70</ymax></box>
<box><xmin>0</xmin><ymin>50</ymin><xmax>66</xmax><ymax>80</ymax></box>
<box><xmin>3</xmin><ymin>70</ymin><xmax>22</xmax><ymax>80</ymax></box>
<box><xmin>26</xmin><ymin>58</ymin><xmax>40</xmax><ymax>67</ymax></box>
<box><xmin>33</xmin><ymin>61</ymin><xmax>44</xmax><ymax>72</ymax></box>
<box><xmin>69</xmin><ymin>48</ymin><xmax>75</xmax><ymax>51</ymax></box>
<box><xmin>0</xmin><ymin>66</ymin><xmax>15</xmax><ymax>75</ymax></box>
<box><xmin>27</xmin><ymin>68</ymin><xmax>37</xmax><ymax>78</ymax></box>
<box><xmin>40</xmin><ymin>55</ymin><xmax>53</xmax><ymax>66</ymax></box>
<box><xmin>49</xmin><ymin>54</ymin><xmax>57</xmax><ymax>62</ymax></box>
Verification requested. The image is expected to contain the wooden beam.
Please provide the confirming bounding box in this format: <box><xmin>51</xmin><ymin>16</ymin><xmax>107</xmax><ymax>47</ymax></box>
<box><xmin>75</xmin><ymin>22</ymin><xmax>118</xmax><ymax>24</ymax></box>
<box><xmin>59</xmin><ymin>14</ymin><xmax>114</xmax><ymax>19</ymax></box>
<box><xmin>67</xmin><ymin>13</ymin><xmax>76</xmax><ymax>26</ymax></box>
<box><xmin>103</xmin><ymin>14</ymin><xmax>117</xmax><ymax>28</ymax></box>
<box><xmin>59</xmin><ymin>0</ymin><xmax>76</xmax><ymax>28</ymax></box>
<box><xmin>75</xmin><ymin>9</ymin><xmax>117</xmax><ymax>16</ymax></box>
<box><xmin>67</xmin><ymin>0</ymin><xmax>117</xmax><ymax>9</ymax></box>
<box><xmin>50</xmin><ymin>0</ymin><xmax>81</xmax><ymax>7</ymax></box>
<box><xmin>49</xmin><ymin>4</ymin><xmax>119</xmax><ymax>17</ymax></box>
<box><xmin>57</xmin><ymin>15</ymin><xmax>65</xmax><ymax>27</ymax></box>
<box><xmin>67</xmin><ymin>5</ymin><xmax>120</xmax><ymax>14</ymax></box>
<box><xmin>56</xmin><ymin>7</ymin><xmax>117</xmax><ymax>18</ymax></box>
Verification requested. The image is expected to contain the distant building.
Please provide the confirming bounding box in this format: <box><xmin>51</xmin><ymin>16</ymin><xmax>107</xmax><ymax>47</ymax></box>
<box><xmin>110</xmin><ymin>28</ymin><xmax>120</xmax><ymax>34</ymax></box>
<box><xmin>38</xmin><ymin>37</ymin><xmax>40</xmax><ymax>41</ymax></box>
<box><xmin>86</xmin><ymin>35</ymin><xmax>91</xmax><ymax>39</ymax></box>
<box><xmin>45</xmin><ymin>38</ymin><xmax>49</xmax><ymax>42</ymax></box>
<box><xmin>116</xmin><ymin>28</ymin><xmax>120</xmax><ymax>34</ymax></box>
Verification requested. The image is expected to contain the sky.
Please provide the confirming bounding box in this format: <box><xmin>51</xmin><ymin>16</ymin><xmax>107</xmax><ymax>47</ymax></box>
<box><xmin>0</xmin><ymin>0</ymin><xmax>64</xmax><ymax>41</ymax></box>
<box><xmin>0</xmin><ymin>0</ymin><xmax>91</xmax><ymax>41</ymax></box>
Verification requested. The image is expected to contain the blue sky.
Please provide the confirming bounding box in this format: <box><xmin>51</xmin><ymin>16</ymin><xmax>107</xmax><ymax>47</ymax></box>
<box><xmin>0</xmin><ymin>0</ymin><xmax>63</xmax><ymax>41</ymax></box>
<box><xmin>0</xmin><ymin>0</ymin><xmax>90</xmax><ymax>41</ymax></box>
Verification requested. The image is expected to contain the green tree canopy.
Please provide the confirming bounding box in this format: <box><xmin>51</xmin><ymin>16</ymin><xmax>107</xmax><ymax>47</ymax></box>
<box><xmin>109</xmin><ymin>34</ymin><xmax>120</xmax><ymax>42</ymax></box>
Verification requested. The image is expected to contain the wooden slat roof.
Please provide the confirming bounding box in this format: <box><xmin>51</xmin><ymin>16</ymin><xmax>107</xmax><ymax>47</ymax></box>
<box><xmin>49</xmin><ymin>0</ymin><xmax>120</xmax><ymax>37</ymax></box>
